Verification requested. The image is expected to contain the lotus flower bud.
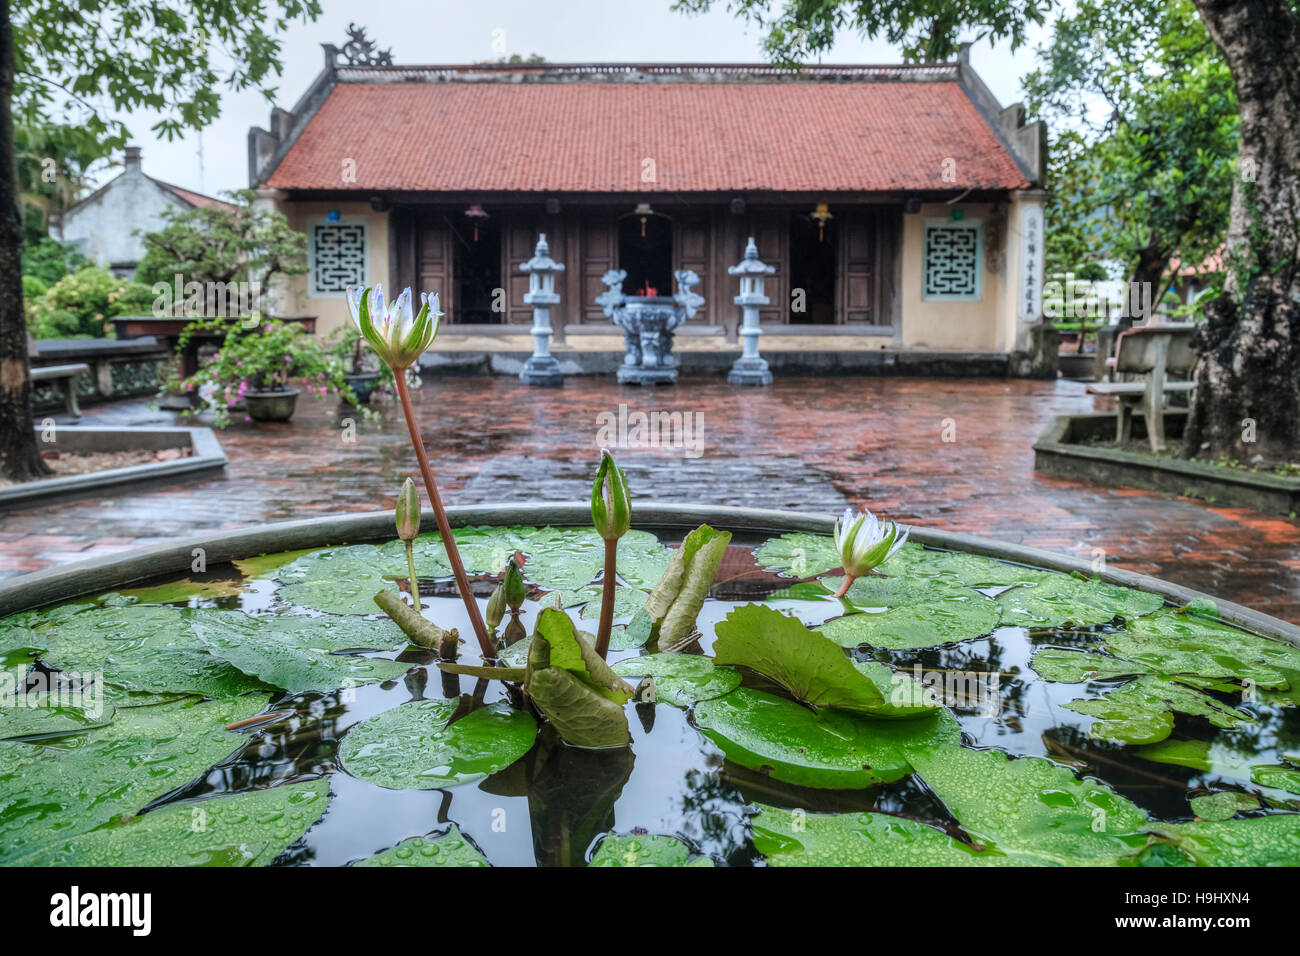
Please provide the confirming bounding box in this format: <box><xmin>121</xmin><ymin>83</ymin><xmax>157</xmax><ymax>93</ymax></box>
<box><xmin>503</xmin><ymin>560</ymin><xmax>526</xmax><ymax>611</ymax></box>
<box><xmin>591</xmin><ymin>449</ymin><xmax>631</xmax><ymax>541</ymax></box>
<box><xmin>395</xmin><ymin>477</ymin><xmax>421</xmax><ymax>541</ymax></box>
<box><xmin>486</xmin><ymin>583</ymin><xmax>507</xmax><ymax>630</ymax></box>
<box><xmin>833</xmin><ymin>506</ymin><xmax>909</xmax><ymax>580</ymax></box>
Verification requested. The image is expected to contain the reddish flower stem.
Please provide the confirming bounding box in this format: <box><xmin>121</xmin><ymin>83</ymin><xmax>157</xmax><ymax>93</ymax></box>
<box><xmin>594</xmin><ymin>537</ymin><xmax>618</xmax><ymax>659</ymax></box>
<box><xmin>393</xmin><ymin>371</ymin><xmax>494</xmax><ymax>658</ymax></box>
<box><xmin>833</xmin><ymin>574</ymin><xmax>856</xmax><ymax>599</ymax></box>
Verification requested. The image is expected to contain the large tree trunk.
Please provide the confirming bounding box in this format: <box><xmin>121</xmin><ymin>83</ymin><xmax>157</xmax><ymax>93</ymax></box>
<box><xmin>0</xmin><ymin>0</ymin><xmax>48</xmax><ymax>481</ymax></box>
<box><xmin>1186</xmin><ymin>0</ymin><xmax>1300</xmax><ymax>462</ymax></box>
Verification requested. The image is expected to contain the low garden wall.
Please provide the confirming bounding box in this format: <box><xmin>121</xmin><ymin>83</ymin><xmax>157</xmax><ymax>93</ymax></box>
<box><xmin>30</xmin><ymin>337</ymin><xmax>172</xmax><ymax>412</ymax></box>
<box><xmin>1034</xmin><ymin>411</ymin><xmax>1300</xmax><ymax>515</ymax></box>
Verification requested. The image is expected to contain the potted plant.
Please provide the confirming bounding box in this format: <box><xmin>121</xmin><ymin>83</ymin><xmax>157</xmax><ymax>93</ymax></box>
<box><xmin>326</xmin><ymin>327</ymin><xmax>395</xmax><ymax>406</ymax></box>
<box><xmin>168</xmin><ymin>318</ymin><xmax>366</xmax><ymax>426</ymax></box>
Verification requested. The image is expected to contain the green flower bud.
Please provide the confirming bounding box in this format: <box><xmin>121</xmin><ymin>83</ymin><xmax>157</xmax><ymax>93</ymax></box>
<box><xmin>486</xmin><ymin>583</ymin><xmax>507</xmax><ymax>630</ymax></box>
<box><xmin>503</xmin><ymin>560</ymin><xmax>527</xmax><ymax>611</ymax></box>
<box><xmin>395</xmin><ymin>477</ymin><xmax>421</xmax><ymax>541</ymax></box>
<box><xmin>591</xmin><ymin>449</ymin><xmax>631</xmax><ymax>541</ymax></box>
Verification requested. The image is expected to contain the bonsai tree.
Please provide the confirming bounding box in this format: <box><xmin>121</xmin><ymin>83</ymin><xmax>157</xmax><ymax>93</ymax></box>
<box><xmin>135</xmin><ymin>189</ymin><xmax>307</xmax><ymax>316</ymax></box>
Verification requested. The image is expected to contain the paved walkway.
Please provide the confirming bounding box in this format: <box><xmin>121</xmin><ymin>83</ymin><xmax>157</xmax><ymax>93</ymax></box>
<box><xmin>4</xmin><ymin>374</ymin><xmax>1297</xmax><ymax>622</ymax></box>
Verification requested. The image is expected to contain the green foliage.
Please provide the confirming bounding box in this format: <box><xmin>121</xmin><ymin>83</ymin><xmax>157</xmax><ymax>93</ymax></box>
<box><xmin>1022</xmin><ymin>0</ymin><xmax>1237</xmax><ymax>286</ymax></box>
<box><xmin>643</xmin><ymin>524</ymin><xmax>731</xmax><ymax>646</ymax></box>
<box><xmin>673</xmin><ymin>0</ymin><xmax>1050</xmax><ymax>63</ymax></box>
<box><xmin>11</xmin><ymin>1</ymin><xmax>323</xmax><ymax>155</ymax></box>
<box><xmin>24</xmin><ymin>265</ymin><xmax>135</xmax><ymax>338</ymax></box>
<box><xmin>134</xmin><ymin>189</ymin><xmax>307</xmax><ymax>293</ymax></box>
<box><xmin>20</xmin><ymin>235</ymin><xmax>87</xmax><ymax>286</ymax></box>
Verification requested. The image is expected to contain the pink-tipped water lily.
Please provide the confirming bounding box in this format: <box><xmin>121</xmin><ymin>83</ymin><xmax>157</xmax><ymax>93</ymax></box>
<box><xmin>346</xmin><ymin>284</ymin><xmax>442</xmax><ymax>370</ymax></box>
<box><xmin>832</xmin><ymin>506</ymin><xmax>909</xmax><ymax>597</ymax></box>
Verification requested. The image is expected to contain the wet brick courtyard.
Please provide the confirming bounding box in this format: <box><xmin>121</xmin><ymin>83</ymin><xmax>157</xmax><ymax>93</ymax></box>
<box><xmin>4</xmin><ymin>374</ymin><xmax>1297</xmax><ymax>622</ymax></box>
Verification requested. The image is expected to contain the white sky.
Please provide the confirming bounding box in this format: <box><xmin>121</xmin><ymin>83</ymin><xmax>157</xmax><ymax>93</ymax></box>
<box><xmin>98</xmin><ymin>0</ymin><xmax>1049</xmax><ymax>196</ymax></box>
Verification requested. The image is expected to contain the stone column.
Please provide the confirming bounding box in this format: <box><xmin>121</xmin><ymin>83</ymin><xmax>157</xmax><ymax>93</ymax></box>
<box><xmin>727</xmin><ymin>237</ymin><xmax>775</xmax><ymax>386</ymax></box>
<box><xmin>519</xmin><ymin>234</ymin><xmax>566</xmax><ymax>387</ymax></box>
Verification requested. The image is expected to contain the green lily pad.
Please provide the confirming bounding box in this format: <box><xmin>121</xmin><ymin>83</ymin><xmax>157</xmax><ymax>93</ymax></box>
<box><xmin>1063</xmin><ymin>675</ymin><xmax>1252</xmax><ymax>745</ymax></box>
<box><xmin>1030</xmin><ymin>647</ymin><xmax>1144</xmax><ymax>683</ymax></box>
<box><xmin>233</xmin><ymin>548</ymin><xmax>320</xmax><ymax>580</ymax></box>
<box><xmin>1251</xmin><ymin>764</ymin><xmax>1300</xmax><ymax>795</ymax></box>
<box><xmin>610</xmin><ymin>653</ymin><xmax>741</xmax><ymax>706</ymax></box>
<box><xmin>554</xmin><ymin>586</ymin><xmax>648</xmax><ymax>622</ymax></box>
<box><xmin>338</xmin><ymin>698</ymin><xmax>537</xmax><ymax>790</ymax></box>
<box><xmin>0</xmin><ymin>695</ymin><xmax>269</xmax><ymax>864</ymax></box>
<box><xmin>753</xmin><ymin>805</ymin><xmax>1021</xmax><ymax>867</ymax></box>
<box><xmin>589</xmin><ymin>833</ymin><xmax>712</xmax><ymax>866</ymax></box>
<box><xmin>908</xmin><ymin>745</ymin><xmax>1149</xmax><ymax>865</ymax></box>
<box><xmin>613</xmin><ymin>532</ymin><xmax>675</xmax><ymax>589</ymax></box>
<box><xmin>713</xmin><ymin>604</ymin><xmax>938</xmax><ymax>718</ymax></box>
<box><xmin>1145</xmin><ymin>815</ymin><xmax>1300</xmax><ymax>866</ymax></box>
<box><xmin>879</xmin><ymin>545</ymin><xmax>1045</xmax><ymax>588</ymax></box>
<box><xmin>817</xmin><ymin>595</ymin><xmax>1003</xmax><ymax>650</ymax></box>
<box><xmin>15</xmin><ymin>778</ymin><xmax>329</xmax><ymax>866</ymax></box>
<box><xmin>821</xmin><ymin>573</ymin><xmax>959</xmax><ymax>609</ymax></box>
<box><xmin>0</xmin><ymin>678</ymin><xmax>117</xmax><ymax>739</ymax></box>
<box><xmin>378</xmin><ymin>525</ymin><xmax>540</xmax><ymax>577</ymax></box>
<box><xmin>1189</xmin><ymin>791</ymin><xmax>1259</xmax><ymax>822</ymax></box>
<box><xmin>187</xmin><ymin>609</ymin><xmax>412</xmax><ymax>695</ymax></box>
<box><xmin>354</xmin><ymin>824</ymin><xmax>490</xmax><ymax>867</ymax></box>
<box><xmin>515</xmin><ymin>527</ymin><xmax>606</xmax><ymax>589</ymax></box>
<box><xmin>117</xmin><ymin>578</ymin><xmax>244</xmax><ymax>604</ymax></box>
<box><xmin>753</xmin><ymin>532</ymin><xmax>842</xmax><ymax>578</ymax></box>
<box><xmin>8</xmin><ymin>604</ymin><xmax>269</xmax><ymax>698</ymax></box>
<box><xmin>997</xmin><ymin>572</ymin><xmax>1164</xmax><ymax>629</ymax></box>
<box><xmin>499</xmin><ymin>635</ymin><xmax>532</xmax><ymax>667</ymax></box>
<box><xmin>276</xmin><ymin>545</ymin><xmax>408</xmax><ymax>615</ymax></box>
<box><xmin>694</xmin><ymin>687</ymin><xmax>959</xmax><ymax>789</ymax></box>
<box><xmin>1113</xmin><ymin>608</ymin><xmax>1300</xmax><ymax>689</ymax></box>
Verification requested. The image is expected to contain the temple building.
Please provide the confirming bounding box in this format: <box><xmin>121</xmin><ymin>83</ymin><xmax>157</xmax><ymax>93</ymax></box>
<box><xmin>249</xmin><ymin>44</ymin><xmax>1051</xmax><ymax>375</ymax></box>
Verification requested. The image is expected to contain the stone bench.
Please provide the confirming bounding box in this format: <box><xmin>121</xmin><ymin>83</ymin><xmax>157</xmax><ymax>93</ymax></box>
<box><xmin>30</xmin><ymin>363</ymin><xmax>91</xmax><ymax>418</ymax></box>
<box><xmin>1085</xmin><ymin>323</ymin><xmax>1195</xmax><ymax>452</ymax></box>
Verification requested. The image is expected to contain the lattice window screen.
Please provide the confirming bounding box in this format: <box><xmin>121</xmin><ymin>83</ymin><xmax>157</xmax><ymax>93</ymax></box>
<box><xmin>922</xmin><ymin>221</ymin><xmax>982</xmax><ymax>300</ymax></box>
<box><xmin>310</xmin><ymin>221</ymin><xmax>368</xmax><ymax>296</ymax></box>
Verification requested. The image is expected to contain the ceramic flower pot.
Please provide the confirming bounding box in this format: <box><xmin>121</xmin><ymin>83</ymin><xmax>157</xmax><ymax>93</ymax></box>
<box><xmin>243</xmin><ymin>387</ymin><xmax>299</xmax><ymax>422</ymax></box>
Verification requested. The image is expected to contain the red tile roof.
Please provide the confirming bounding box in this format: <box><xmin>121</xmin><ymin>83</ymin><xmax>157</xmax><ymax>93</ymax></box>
<box><xmin>265</xmin><ymin>79</ymin><xmax>1030</xmax><ymax>193</ymax></box>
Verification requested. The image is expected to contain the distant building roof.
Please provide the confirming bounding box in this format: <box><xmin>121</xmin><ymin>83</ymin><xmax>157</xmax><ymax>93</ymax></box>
<box><xmin>256</xmin><ymin>60</ymin><xmax>1038</xmax><ymax>194</ymax></box>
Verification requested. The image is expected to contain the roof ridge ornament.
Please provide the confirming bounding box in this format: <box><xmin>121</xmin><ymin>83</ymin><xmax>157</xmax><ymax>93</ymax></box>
<box><xmin>341</xmin><ymin>23</ymin><xmax>393</xmax><ymax>67</ymax></box>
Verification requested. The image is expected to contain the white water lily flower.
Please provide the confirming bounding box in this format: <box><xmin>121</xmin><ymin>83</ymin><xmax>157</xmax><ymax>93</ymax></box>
<box><xmin>832</xmin><ymin>506</ymin><xmax>908</xmax><ymax>595</ymax></box>
<box><xmin>346</xmin><ymin>284</ymin><xmax>442</xmax><ymax>370</ymax></box>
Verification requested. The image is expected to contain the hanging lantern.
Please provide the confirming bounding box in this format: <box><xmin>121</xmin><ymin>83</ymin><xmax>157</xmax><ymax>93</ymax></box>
<box><xmin>635</xmin><ymin>202</ymin><xmax>654</xmax><ymax>238</ymax></box>
<box><xmin>810</xmin><ymin>202</ymin><xmax>833</xmax><ymax>242</ymax></box>
<box><xmin>464</xmin><ymin>204</ymin><xmax>488</xmax><ymax>241</ymax></box>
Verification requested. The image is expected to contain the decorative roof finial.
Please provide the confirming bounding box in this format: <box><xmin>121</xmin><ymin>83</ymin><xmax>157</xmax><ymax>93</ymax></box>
<box><xmin>341</xmin><ymin>23</ymin><xmax>393</xmax><ymax>66</ymax></box>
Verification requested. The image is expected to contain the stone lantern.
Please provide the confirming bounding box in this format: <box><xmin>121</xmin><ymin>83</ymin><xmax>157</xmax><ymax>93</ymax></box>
<box><xmin>727</xmin><ymin>237</ymin><xmax>775</xmax><ymax>385</ymax></box>
<box><xmin>519</xmin><ymin>234</ymin><xmax>565</xmax><ymax>387</ymax></box>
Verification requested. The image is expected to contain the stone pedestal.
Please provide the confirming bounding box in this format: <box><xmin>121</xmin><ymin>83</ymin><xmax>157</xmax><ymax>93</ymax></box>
<box><xmin>519</xmin><ymin>235</ymin><xmax>566</xmax><ymax>387</ymax></box>
<box><xmin>727</xmin><ymin>238</ymin><xmax>775</xmax><ymax>386</ymax></box>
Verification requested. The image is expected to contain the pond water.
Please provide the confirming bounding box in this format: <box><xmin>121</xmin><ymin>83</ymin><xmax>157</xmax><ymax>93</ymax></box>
<box><xmin>2</xmin><ymin>525</ymin><xmax>1298</xmax><ymax>867</ymax></box>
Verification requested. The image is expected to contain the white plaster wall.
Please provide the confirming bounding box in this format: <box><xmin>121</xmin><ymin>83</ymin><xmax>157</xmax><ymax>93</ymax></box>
<box><xmin>59</xmin><ymin>169</ymin><xmax>189</xmax><ymax>272</ymax></box>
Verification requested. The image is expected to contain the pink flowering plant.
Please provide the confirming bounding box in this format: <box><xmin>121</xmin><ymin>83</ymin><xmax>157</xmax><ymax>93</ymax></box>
<box><xmin>168</xmin><ymin>318</ymin><xmax>369</xmax><ymax>427</ymax></box>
